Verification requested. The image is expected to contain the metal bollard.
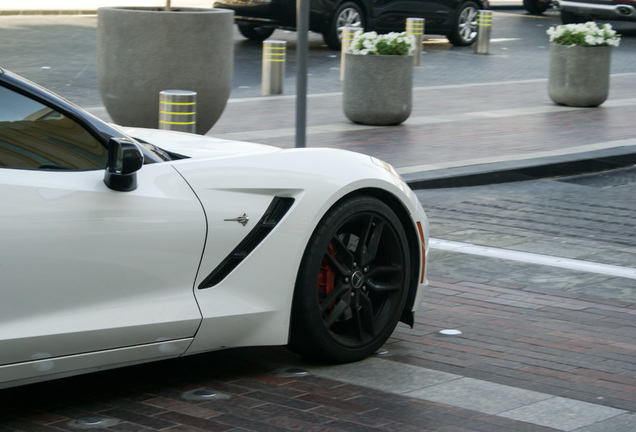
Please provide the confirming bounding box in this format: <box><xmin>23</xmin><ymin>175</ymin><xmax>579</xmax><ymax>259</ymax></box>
<box><xmin>340</xmin><ymin>27</ymin><xmax>359</xmax><ymax>81</ymax></box>
<box><xmin>262</xmin><ymin>40</ymin><xmax>286</xmax><ymax>95</ymax></box>
<box><xmin>474</xmin><ymin>10</ymin><xmax>493</xmax><ymax>55</ymax></box>
<box><xmin>158</xmin><ymin>90</ymin><xmax>196</xmax><ymax>133</ymax></box>
<box><xmin>406</xmin><ymin>18</ymin><xmax>425</xmax><ymax>66</ymax></box>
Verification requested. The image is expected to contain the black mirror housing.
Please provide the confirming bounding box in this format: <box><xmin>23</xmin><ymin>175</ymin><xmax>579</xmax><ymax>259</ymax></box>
<box><xmin>104</xmin><ymin>137</ymin><xmax>144</xmax><ymax>192</ymax></box>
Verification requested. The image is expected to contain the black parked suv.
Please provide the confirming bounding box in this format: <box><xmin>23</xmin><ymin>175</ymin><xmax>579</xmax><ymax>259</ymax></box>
<box><xmin>213</xmin><ymin>0</ymin><xmax>490</xmax><ymax>50</ymax></box>
<box><xmin>557</xmin><ymin>0</ymin><xmax>636</xmax><ymax>24</ymax></box>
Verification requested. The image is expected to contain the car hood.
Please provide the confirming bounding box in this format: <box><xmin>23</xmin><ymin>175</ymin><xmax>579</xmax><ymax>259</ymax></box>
<box><xmin>122</xmin><ymin>127</ymin><xmax>280</xmax><ymax>159</ymax></box>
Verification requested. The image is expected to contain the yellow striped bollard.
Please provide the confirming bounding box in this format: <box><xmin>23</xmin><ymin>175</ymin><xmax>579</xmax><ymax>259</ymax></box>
<box><xmin>406</xmin><ymin>18</ymin><xmax>425</xmax><ymax>66</ymax></box>
<box><xmin>475</xmin><ymin>10</ymin><xmax>493</xmax><ymax>55</ymax></box>
<box><xmin>262</xmin><ymin>40</ymin><xmax>286</xmax><ymax>95</ymax></box>
<box><xmin>158</xmin><ymin>90</ymin><xmax>196</xmax><ymax>133</ymax></box>
<box><xmin>340</xmin><ymin>27</ymin><xmax>359</xmax><ymax>81</ymax></box>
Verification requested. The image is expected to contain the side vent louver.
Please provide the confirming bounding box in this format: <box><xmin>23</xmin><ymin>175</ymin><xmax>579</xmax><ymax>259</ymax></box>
<box><xmin>198</xmin><ymin>197</ymin><xmax>295</xmax><ymax>289</ymax></box>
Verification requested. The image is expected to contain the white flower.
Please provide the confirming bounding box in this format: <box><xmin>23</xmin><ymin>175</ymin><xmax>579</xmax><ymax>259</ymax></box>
<box><xmin>546</xmin><ymin>21</ymin><xmax>620</xmax><ymax>47</ymax></box>
<box><xmin>349</xmin><ymin>30</ymin><xmax>414</xmax><ymax>56</ymax></box>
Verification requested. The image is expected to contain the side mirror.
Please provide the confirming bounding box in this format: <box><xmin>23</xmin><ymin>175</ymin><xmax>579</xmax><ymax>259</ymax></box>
<box><xmin>103</xmin><ymin>137</ymin><xmax>144</xmax><ymax>192</ymax></box>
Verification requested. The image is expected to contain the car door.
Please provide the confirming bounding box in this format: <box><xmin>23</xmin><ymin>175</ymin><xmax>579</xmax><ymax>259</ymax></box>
<box><xmin>0</xmin><ymin>85</ymin><xmax>205</xmax><ymax>372</ymax></box>
<box><xmin>370</xmin><ymin>0</ymin><xmax>453</xmax><ymax>33</ymax></box>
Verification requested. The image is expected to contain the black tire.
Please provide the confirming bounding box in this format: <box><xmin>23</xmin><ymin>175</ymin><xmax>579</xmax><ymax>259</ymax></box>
<box><xmin>323</xmin><ymin>2</ymin><xmax>365</xmax><ymax>51</ymax></box>
<box><xmin>560</xmin><ymin>11</ymin><xmax>584</xmax><ymax>24</ymax></box>
<box><xmin>289</xmin><ymin>196</ymin><xmax>411</xmax><ymax>363</ymax></box>
<box><xmin>237</xmin><ymin>23</ymin><xmax>275</xmax><ymax>42</ymax></box>
<box><xmin>447</xmin><ymin>1</ymin><xmax>480</xmax><ymax>46</ymax></box>
<box><xmin>523</xmin><ymin>0</ymin><xmax>550</xmax><ymax>14</ymax></box>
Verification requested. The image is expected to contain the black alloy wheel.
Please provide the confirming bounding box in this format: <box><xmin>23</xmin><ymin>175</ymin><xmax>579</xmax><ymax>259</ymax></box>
<box><xmin>289</xmin><ymin>196</ymin><xmax>411</xmax><ymax>363</ymax></box>
<box><xmin>447</xmin><ymin>1</ymin><xmax>479</xmax><ymax>46</ymax></box>
<box><xmin>237</xmin><ymin>23</ymin><xmax>276</xmax><ymax>41</ymax></box>
<box><xmin>323</xmin><ymin>2</ymin><xmax>365</xmax><ymax>51</ymax></box>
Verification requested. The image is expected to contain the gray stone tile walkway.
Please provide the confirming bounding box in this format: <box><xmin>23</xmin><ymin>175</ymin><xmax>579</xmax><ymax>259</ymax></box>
<box><xmin>310</xmin><ymin>358</ymin><xmax>627</xmax><ymax>431</ymax></box>
<box><xmin>500</xmin><ymin>397</ymin><xmax>627</xmax><ymax>431</ymax></box>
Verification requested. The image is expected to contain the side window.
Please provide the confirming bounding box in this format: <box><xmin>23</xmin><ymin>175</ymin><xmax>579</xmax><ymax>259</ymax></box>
<box><xmin>0</xmin><ymin>86</ymin><xmax>107</xmax><ymax>170</ymax></box>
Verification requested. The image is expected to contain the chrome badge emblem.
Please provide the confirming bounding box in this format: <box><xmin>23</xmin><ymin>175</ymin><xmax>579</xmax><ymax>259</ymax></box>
<box><xmin>224</xmin><ymin>213</ymin><xmax>250</xmax><ymax>226</ymax></box>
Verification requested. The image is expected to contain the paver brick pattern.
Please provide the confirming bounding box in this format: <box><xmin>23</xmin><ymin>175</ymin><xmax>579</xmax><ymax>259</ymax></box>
<box><xmin>1</xmin><ymin>265</ymin><xmax>633</xmax><ymax>431</ymax></box>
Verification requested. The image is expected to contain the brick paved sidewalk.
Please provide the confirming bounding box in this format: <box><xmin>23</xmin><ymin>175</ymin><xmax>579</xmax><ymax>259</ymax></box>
<box><xmin>1</xmin><ymin>270</ymin><xmax>633</xmax><ymax>431</ymax></box>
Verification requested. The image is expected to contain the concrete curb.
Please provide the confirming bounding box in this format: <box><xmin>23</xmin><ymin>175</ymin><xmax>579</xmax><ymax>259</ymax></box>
<box><xmin>402</xmin><ymin>145</ymin><xmax>636</xmax><ymax>189</ymax></box>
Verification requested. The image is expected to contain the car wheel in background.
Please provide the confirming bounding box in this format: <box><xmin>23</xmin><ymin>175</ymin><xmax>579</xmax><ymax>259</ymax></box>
<box><xmin>523</xmin><ymin>0</ymin><xmax>551</xmax><ymax>14</ymax></box>
<box><xmin>323</xmin><ymin>2</ymin><xmax>365</xmax><ymax>50</ymax></box>
<box><xmin>289</xmin><ymin>196</ymin><xmax>411</xmax><ymax>363</ymax></box>
<box><xmin>447</xmin><ymin>1</ymin><xmax>479</xmax><ymax>46</ymax></box>
<box><xmin>238</xmin><ymin>23</ymin><xmax>276</xmax><ymax>41</ymax></box>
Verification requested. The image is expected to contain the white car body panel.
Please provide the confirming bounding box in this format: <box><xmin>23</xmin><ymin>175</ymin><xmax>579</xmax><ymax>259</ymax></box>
<box><xmin>0</xmin><ymin>339</ymin><xmax>192</xmax><ymax>390</ymax></box>
<box><xmin>0</xmin><ymin>163</ymin><xmax>205</xmax><ymax>386</ymax></box>
<box><xmin>0</xmin><ymin>109</ymin><xmax>429</xmax><ymax>389</ymax></box>
<box><xmin>160</xmin><ymin>143</ymin><xmax>427</xmax><ymax>355</ymax></box>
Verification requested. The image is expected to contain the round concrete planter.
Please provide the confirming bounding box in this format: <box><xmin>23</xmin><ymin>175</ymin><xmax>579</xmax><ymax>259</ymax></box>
<box><xmin>97</xmin><ymin>7</ymin><xmax>234</xmax><ymax>134</ymax></box>
<box><xmin>548</xmin><ymin>43</ymin><xmax>611</xmax><ymax>107</ymax></box>
<box><xmin>343</xmin><ymin>54</ymin><xmax>413</xmax><ymax>126</ymax></box>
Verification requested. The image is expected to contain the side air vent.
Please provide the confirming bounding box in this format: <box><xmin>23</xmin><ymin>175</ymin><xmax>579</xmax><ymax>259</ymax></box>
<box><xmin>198</xmin><ymin>196</ymin><xmax>295</xmax><ymax>289</ymax></box>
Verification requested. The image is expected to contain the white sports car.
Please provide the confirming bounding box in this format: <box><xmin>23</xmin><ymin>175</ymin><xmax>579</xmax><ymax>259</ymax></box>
<box><xmin>0</xmin><ymin>68</ymin><xmax>429</xmax><ymax>390</ymax></box>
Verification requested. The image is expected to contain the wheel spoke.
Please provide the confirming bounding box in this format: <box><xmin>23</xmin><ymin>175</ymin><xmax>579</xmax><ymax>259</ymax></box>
<box><xmin>353</xmin><ymin>294</ymin><xmax>376</xmax><ymax>339</ymax></box>
<box><xmin>329</xmin><ymin>235</ymin><xmax>355</xmax><ymax>273</ymax></box>
<box><xmin>366</xmin><ymin>279</ymin><xmax>401</xmax><ymax>293</ymax></box>
<box><xmin>324</xmin><ymin>250</ymin><xmax>349</xmax><ymax>278</ymax></box>
<box><xmin>459</xmin><ymin>8</ymin><xmax>478</xmax><ymax>40</ymax></box>
<box><xmin>323</xmin><ymin>299</ymin><xmax>350</xmax><ymax>328</ymax></box>
<box><xmin>337</xmin><ymin>9</ymin><xmax>362</xmax><ymax>33</ymax></box>
<box><xmin>367</xmin><ymin>264</ymin><xmax>402</xmax><ymax>279</ymax></box>
<box><xmin>320</xmin><ymin>284</ymin><xmax>349</xmax><ymax>314</ymax></box>
<box><xmin>360</xmin><ymin>217</ymin><xmax>385</xmax><ymax>267</ymax></box>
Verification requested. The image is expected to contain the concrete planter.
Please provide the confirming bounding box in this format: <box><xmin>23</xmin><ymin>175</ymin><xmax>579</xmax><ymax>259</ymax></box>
<box><xmin>97</xmin><ymin>7</ymin><xmax>234</xmax><ymax>134</ymax></box>
<box><xmin>548</xmin><ymin>43</ymin><xmax>611</xmax><ymax>107</ymax></box>
<box><xmin>343</xmin><ymin>54</ymin><xmax>413</xmax><ymax>126</ymax></box>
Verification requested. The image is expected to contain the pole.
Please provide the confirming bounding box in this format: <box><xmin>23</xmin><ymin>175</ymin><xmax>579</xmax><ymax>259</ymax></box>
<box><xmin>158</xmin><ymin>90</ymin><xmax>196</xmax><ymax>133</ymax></box>
<box><xmin>295</xmin><ymin>0</ymin><xmax>309</xmax><ymax>148</ymax></box>
<box><xmin>475</xmin><ymin>10</ymin><xmax>493</xmax><ymax>55</ymax></box>
<box><xmin>406</xmin><ymin>18</ymin><xmax>425</xmax><ymax>66</ymax></box>
<box><xmin>340</xmin><ymin>27</ymin><xmax>358</xmax><ymax>81</ymax></box>
<box><xmin>262</xmin><ymin>40</ymin><xmax>286</xmax><ymax>95</ymax></box>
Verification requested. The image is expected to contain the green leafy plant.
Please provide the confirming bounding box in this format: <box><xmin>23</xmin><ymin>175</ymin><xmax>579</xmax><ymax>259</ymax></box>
<box><xmin>547</xmin><ymin>22</ymin><xmax>620</xmax><ymax>47</ymax></box>
<box><xmin>349</xmin><ymin>31</ymin><xmax>414</xmax><ymax>55</ymax></box>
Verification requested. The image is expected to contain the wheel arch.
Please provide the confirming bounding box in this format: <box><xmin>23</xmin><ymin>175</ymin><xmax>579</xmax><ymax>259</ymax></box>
<box><xmin>295</xmin><ymin>186</ymin><xmax>422</xmax><ymax>330</ymax></box>
<box><xmin>344</xmin><ymin>187</ymin><xmax>421</xmax><ymax>327</ymax></box>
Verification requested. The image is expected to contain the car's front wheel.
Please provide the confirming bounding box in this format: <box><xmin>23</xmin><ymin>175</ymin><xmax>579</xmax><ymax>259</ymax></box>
<box><xmin>523</xmin><ymin>0</ymin><xmax>551</xmax><ymax>14</ymax></box>
<box><xmin>323</xmin><ymin>2</ymin><xmax>365</xmax><ymax>51</ymax></box>
<box><xmin>289</xmin><ymin>196</ymin><xmax>411</xmax><ymax>363</ymax></box>
<box><xmin>447</xmin><ymin>1</ymin><xmax>479</xmax><ymax>46</ymax></box>
<box><xmin>237</xmin><ymin>23</ymin><xmax>275</xmax><ymax>41</ymax></box>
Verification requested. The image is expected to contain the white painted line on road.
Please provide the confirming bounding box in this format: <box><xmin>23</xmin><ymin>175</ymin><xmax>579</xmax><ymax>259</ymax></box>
<box><xmin>430</xmin><ymin>238</ymin><xmax>636</xmax><ymax>280</ymax></box>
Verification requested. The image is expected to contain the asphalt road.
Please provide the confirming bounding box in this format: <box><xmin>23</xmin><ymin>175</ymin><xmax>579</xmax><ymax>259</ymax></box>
<box><xmin>1</xmin><ymin>8</ymin><xmax>635</xmax><ymax>105</ymax></box>
<box><xmin>417</xmin><ymin>166</ymin><xmax>636</xmax><ymax>302</ymax></box>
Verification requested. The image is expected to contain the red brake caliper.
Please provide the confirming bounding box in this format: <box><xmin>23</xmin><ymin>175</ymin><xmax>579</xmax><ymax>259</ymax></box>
<box><xmin>318</xmin><ymin>244</ymin><xmax>336</xmax><ymax>316</ymax></box>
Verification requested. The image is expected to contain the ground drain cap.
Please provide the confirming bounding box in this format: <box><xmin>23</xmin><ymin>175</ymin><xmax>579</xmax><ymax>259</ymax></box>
<box><xmin>69</xmin><ymin>417</ymin><xmax>119</xmax><ymax>429</ymax></box>
<box><xmin>275</xmin><ymin>368</ymin><xmax>309</xmax><ymax>378</ymax></box>
<box><xmin>182</xmin><ymin>389</ymin><xmax>230</xmax><ymax>401</ymax></box>
<box><xmin>439</xmin><ymin>329</ymin><xmax>463</xmax><ymax>336</ymax></box>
